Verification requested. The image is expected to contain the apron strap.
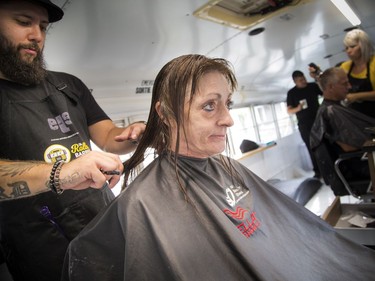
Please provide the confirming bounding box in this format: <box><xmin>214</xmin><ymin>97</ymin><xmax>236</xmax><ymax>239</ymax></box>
<box><xmin>46</xmin><ymin>74</ymin><xmax>78</xmax><ymax>105</ymax></box>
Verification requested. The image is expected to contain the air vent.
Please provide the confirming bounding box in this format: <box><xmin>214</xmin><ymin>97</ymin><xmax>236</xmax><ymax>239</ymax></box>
<box><xmin>193</xmin><ymin>0</ymin><xmax>314</xmax><ymax>30</ymax></box>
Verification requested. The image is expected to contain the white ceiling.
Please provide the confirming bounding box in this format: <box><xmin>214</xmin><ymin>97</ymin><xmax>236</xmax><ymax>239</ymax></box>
<box><xmin>44</xmin><ymin>0</ymin><xmax>375</xmax><ymax>119</ymax></box>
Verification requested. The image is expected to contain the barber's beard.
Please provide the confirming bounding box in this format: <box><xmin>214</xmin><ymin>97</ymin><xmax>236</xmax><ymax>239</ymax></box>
<box><xmin>0</xmin><ymin>34</ymin><xmax>47</xmax><ymax>85</ymax></box>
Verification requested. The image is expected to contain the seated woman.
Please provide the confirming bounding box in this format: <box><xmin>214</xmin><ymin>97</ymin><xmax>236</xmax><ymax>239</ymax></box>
<box><xmin>63</xmin><ymin>55</ymin><xmax>375</xmax><ymax>281</ymax></box>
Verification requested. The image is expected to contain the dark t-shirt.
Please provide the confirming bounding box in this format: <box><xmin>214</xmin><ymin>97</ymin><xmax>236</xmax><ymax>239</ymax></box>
<box><xmin>286</xmin><ymin>82</ymin><xmax>322</xmax><ymax>128</ymax></box>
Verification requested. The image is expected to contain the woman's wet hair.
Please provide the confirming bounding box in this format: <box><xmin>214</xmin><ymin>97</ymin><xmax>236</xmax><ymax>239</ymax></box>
<box><xmin>122</xmin><ymin>54</ymin><xmax>239</xmax><ymax>192</ymax></box>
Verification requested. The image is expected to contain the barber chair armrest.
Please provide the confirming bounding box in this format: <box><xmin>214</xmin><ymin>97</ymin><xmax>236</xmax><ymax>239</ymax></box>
<box><xmin>335</xmin><ymin>151</ymin><xmax>371</xmax><ymax>200</ymax></box>
<box><xmin>337</xmin><ymin>150</ymin><xmax>365</xmax><ymax>160</ymax></box>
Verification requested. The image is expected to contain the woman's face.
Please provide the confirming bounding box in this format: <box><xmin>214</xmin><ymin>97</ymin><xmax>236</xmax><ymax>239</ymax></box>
<box><xmin>171</xmin><ymin>71</ymin><xmax>234</xmax><ymax>158</ymax></box>
<box><xmin>345</xmin><ymin>43</ymin><xmax>361</xmax><ymax>61</ymax></box>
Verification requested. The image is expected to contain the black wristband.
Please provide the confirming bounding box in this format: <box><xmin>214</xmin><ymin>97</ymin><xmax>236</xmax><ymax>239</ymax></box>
<box><xmin>49</xmin><ymin>161</ymin><xmax>64</xmax><ymax>195</ymax></box>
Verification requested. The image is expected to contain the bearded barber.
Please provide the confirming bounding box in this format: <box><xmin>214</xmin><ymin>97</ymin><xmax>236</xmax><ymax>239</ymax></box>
<box><xmin>0</xmin><ymin>1</ymin><xmax>145</xmax><ymax>280</ymax></box>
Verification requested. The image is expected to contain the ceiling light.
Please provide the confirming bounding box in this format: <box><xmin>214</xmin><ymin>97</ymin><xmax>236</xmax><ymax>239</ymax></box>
<box><xmin>330</xmin><ymin>0</ymin><xmax>361</xmax><ymax>26</ymax></box>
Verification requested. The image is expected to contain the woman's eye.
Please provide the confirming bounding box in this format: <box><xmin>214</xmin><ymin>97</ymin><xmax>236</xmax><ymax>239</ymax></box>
<box><xmin>203</xmin><ymin>103</ymin><xmax>215</xmax><ymax>112</ymax></box>
<box><xmin>227</xmin><ymin>101</ymin><xmax>234</xmax><ymax>110</ymax></box>
<box><xmin>346</xmin><ymin>45</ymin><xmax>357</xmax><ymax>49</ymax></box>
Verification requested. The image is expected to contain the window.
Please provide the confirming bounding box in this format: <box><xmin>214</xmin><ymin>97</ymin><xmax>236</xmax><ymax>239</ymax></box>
<box><xmin>274</xmin><ymin>101</ymin><xmax>295</xmax><ymax>138</ymax></box>
<box><xmin>227</xmin><ymin>102</ymin><xmax>296</xmax><ymax>158</ymax></box>
<box><xmin>228</xmin><ymin>107</ymin><xmax>257</xmax><ymax>158</ymax></box>
<box><xmin>253</xmin><ymin>104</ymin><xmax>277</xmax><ymax>143</ymax></box>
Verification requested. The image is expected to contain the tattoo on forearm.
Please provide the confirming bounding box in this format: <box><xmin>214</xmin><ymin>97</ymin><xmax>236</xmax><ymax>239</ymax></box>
<box><xmin>0</xmin><ymin>186</ymin><xmax>11</xmax><ymax>199</ymax></box>
<box><xmin>0</xmin><ymin>161</ymin><xmax>45</xmax><ymax>200</ymax></box>
<box><xmin>60</xmin><ymin>171</ymin><xmax>81</xmax><ymax>187</ymax></box>
<box><xmin>0</xmin><ymin>181</ymin><xmax>31</xmax><ymax>200</ymax></box>
<box><xmin>0</xmin><ymin>162</ymin><xmax>42</xmax><ymax>177</ymax></box>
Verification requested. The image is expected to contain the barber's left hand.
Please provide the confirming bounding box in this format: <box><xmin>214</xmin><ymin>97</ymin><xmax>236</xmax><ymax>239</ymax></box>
<box><xmin>345</xmin><ymin>93</ymin><xmax>355</xmax><ymax>104</ymax></box>
<box><xmin>114</xmin><ymin>121</ymin><xmax>146</xmax><ymax>143</ymax></box>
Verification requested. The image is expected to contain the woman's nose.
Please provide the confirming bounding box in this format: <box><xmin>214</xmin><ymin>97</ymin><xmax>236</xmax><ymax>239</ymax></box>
<box><xmin>219</xmin><ymin>107</ymin><xmax>234</xmax><ymax>127</ymax></box>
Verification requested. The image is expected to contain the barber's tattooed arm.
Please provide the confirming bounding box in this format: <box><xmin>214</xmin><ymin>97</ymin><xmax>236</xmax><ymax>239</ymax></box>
<box><xmin>0</xmin><ymin>151</ymin><xmax>123</xmax><ymax>200</ymax></box>
<box><xmin>0</xmin><ymin>160</ymin><xmax>50</xmax><ymax>201</ymax></box>
<box><xmin>60</xmin><ymin>171</ymin><xmax>81</xmax><ymax>188</ymax></box>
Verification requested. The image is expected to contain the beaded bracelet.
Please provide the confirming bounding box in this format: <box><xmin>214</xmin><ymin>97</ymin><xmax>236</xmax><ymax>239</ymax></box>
<box><xmin>49</xmin><ymin>161</ymin><xmax>64</xmax><ymax>195</ymax></box>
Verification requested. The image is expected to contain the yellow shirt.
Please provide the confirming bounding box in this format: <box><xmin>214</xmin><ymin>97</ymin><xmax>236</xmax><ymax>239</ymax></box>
<box><xmin>340</xmin><ymin>55</ymin><xmax>375</xmax><ymax>90</ymax></box>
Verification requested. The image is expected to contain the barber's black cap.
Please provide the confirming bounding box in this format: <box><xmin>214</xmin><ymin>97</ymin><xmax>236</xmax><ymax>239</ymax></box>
<box><xmin>29</xmin><ymin>0</ymin><xmax>64</xmax><ymax>22</ymax></box>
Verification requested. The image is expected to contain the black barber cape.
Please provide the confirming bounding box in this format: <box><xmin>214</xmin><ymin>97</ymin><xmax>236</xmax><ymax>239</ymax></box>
<box><xmin>63</xmin><ymin>155</ymin><xmax>375</xmax><ymax>281</ymax></box>
<box><xmin>310</xmin><ymin>99</ymin><xmax>375</xmax><ymax>150</ymax></box>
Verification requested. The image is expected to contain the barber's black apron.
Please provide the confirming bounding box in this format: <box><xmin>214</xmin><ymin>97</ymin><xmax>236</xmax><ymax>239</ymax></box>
<box><xmin>347</xmin><ymin>61</ymin><xmax>375</xmax><ymax>118</ymax></box>
<box><xmin>0</xmin><ymin>75</ymin><xmax>114</xmax><ymax>281</ymax></box>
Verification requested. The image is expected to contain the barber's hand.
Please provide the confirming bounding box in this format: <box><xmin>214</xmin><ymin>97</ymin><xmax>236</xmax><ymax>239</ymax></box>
<box><xmin>59</xmin><ymin>151</ymin><xmax>123</xmax><ymax>190</ymax></box>
<box><xmin>344</xmin><ymin>93</ymin><xmax>356</xmax><ymax>104</ymax></box>
<box><xmin>114</xmin><ymin>121</ymin><xmax>146</xmax><ymax>144</ymax></box>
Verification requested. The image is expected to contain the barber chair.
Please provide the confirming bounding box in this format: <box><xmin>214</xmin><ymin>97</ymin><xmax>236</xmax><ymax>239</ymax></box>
<box><xmin>313</xmin><ymin>138</ymin><xmax>373</xmax><ymax>202</ymax></box>
<box><xmin>268</xmin><ymin>177</ymin><xmax>321</xmax><ymax>206</ymax></box>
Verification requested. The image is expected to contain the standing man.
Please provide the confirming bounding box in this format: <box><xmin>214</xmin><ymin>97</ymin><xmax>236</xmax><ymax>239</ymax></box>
<box><xmin>0</xmin><ymin>1</ymin><xmax>145</xmax><ymax>280</ymax></box>
<box><xmin>286</xmin><ymin>70</ymin><xmax>322</xmax><ymax>178</ymax></box>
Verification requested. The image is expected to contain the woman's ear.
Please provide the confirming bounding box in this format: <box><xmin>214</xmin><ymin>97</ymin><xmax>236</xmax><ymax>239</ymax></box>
<box><xmin>155</xmin><ymin>101</ymin><xmax>168</xmax><ymax>125</ymax></box>
<box><xmin>155</xmin><ymin>101</ymin><xmax>163</xmax><ymax>119</ymax></box>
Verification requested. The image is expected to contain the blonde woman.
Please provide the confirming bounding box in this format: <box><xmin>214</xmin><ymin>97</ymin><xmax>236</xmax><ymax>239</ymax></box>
<box><xmin>341</xmin><ymin>29</ymin><xmax>375</xmax><ymax>118</ymax></box>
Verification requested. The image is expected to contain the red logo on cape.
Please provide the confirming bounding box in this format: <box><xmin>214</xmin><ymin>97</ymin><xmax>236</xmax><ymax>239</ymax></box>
<box><xmin>223</xmin><ymin>207</ymin><xmax>260</xmax><ymax>238</ymax></box>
